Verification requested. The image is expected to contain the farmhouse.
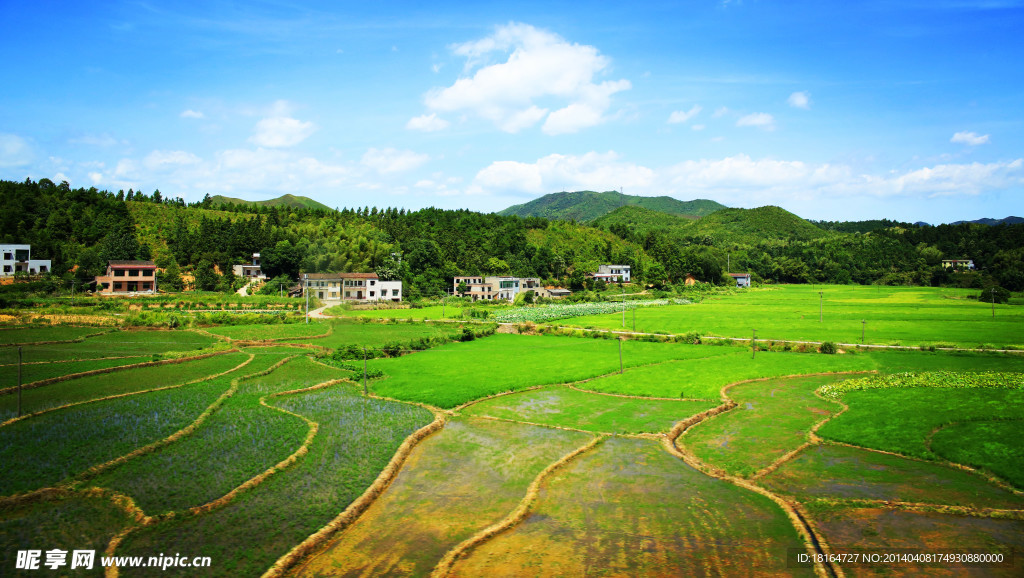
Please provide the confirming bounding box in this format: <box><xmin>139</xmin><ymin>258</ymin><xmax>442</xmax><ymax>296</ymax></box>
<box><xmin>728</xmin><ymin>272</ymin><xmax>751</xmax><ymax>288</ymax></box>
<box><xmin>592</xmin><ymin>264</ymin><xmax>631</xmax><ymax>283</ymax></box>
<box><xmin>305</xmin><ymin>272</ymin><xmax>402</xmax><ymax>303</ymax></box>
<box><xmin>453</xmin><ymin>276</ymin><xmax>547</xmax><ymax>301</ymax></box>
<box><xmin>942</xmin><ymin>259</ymin><xmax>975</xmax><ymax>270</ymax></box>
<box><xmin>1</xmin><ymin>244</ymin><xmax>51</xmax><ymax>276</ymax></box>
<box><xmin>95</xmin><ymin>260</ymin><xmax>157</xmax><ymax>294</ymax></box>
<box><xmin>232</xmin><ymin>253</ymin><xmax>266</xmax><ymax>280</ymax></box>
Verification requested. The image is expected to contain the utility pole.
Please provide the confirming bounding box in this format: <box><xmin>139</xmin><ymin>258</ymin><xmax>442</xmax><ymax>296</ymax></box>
<box><xmin>621</xmin><ymin>284</ymin><xmax>625</xmax><ymax>328</ymax></box>
<box><xmin>304</xmin><ymin>274</ymin><xmax>309</xmax><ymax>324</ymax></box>
<box><xmin>632</xmin><ymin>307</ymin><xmax>636</xmax><ymax>332</ymax></box>
<box><xmin>363</xmin><ymin>347</ymin><xmax>368</xmax><ymax>395</ymax></box>
<box><xmin>819</xmin><ymin>291</ymin><xmax>823</xmax><ymax>323</ymax></box>
<box><xmin>862</xmin><ymin>320</ymin><xmax>866</xmax><ymax>344</ymax></box>
<box><xmin>17</xmin><ymin>346</ymin><xmax>23</xmax><ymax>417</ymax></box>
<box><xmin>752</xmin><ymin>329</ymin><xmax>756</xmax><ymax>359</ymax></box>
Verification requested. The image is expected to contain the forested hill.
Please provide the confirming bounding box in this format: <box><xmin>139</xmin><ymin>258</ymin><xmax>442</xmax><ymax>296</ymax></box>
<box><xmin>209</xmin><ymin>194</ymin><xmax>332</xmax><ymax>212</ymax></box>
<box><xmin>497</xmin><ymin>190</ymin><xmax>726</xmax><ymax>221</ymax></box>
<box><xmin>2</xmin><ymin>178</ymin><xmax>1023</xmax><ymax>294</ymax></box>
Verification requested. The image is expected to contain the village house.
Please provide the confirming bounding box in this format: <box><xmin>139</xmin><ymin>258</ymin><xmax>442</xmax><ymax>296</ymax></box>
<box><xmin>452</xmin><ymin>276</ymin><xmax>551</xmax><ymax>301</ymax></box>
<box><xmin>1</xmin><ymin>244</ymin><xmax>51</xmax><ymax>276</ymax></box>
<box><xmin>941</xmin><ymin>259</ymin><xmax>975</xmax><ymax>270</ymax></box>
<box><xmin>232</xmin><ymin>253</ymin><xmax>266</xmax><ymax>280</ymax></box>
<box><xmin>727</xmin><ymin>272</ymin><xmax>752</xmax><ymax>288</ymax></box>
<box><xmin>95</xmin><ymin>260</ymin><xmax>157</xmax><ymax>294</ymax></box>
<box><xmin>304</xmin><ymin>272</ymin><xmax>401</xmax><ymax>303</ymax></box>
<box><xmin>592</xmin><ymin>264</ymin><xmax>631</xmax><ymax>283</ymax></box>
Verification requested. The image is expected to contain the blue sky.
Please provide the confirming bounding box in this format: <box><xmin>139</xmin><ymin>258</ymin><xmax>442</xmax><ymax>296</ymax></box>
<box><xmin>2</xmin><ymin>1</ymin><xmax>1022</xmax><ymax>223</ymax></box>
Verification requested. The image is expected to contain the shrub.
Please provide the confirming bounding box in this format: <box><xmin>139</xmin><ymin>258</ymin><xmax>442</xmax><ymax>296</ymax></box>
<box><xmin>820</xmin><ymin>341</ymin><xmax>837</xmax><ymax>354</ymax></box>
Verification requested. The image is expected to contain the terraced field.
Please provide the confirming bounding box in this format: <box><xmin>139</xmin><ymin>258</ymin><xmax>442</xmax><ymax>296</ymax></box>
<box><xmin>1</xmin><ymin>307</ymin><xmax>1022</xmax><ymax>577</ymax></box>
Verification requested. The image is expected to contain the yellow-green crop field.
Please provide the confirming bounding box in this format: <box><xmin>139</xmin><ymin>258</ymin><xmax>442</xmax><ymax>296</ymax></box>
<box><xmin>2</xmin><ymin>289</ymin><xmax>1023</xmax><ymax>576</ymax></box>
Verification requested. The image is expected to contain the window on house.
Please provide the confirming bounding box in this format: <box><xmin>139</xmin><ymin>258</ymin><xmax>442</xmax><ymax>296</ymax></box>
<box><xmin>114</xmin><ymin>270</ymin><xmax>125</xmax><ymax>277</ymax></box>
<box><xmin>2</xmin><ymin>265</ymin><xmax>10</xmax><ymax>273</ymax></box>
<box><xmin>129</xmin><ymin>270</ymin><xmax>140</xmax><ymax>277</ymax></box>
<box><xmin>369</xmin><ymin>291</ymin><xmax>375</xmax><ymax>297</ymax></box>
<box><xmin>142</xmin><ymin>282</ymin><xmax>151</xmax><ymax>290</ymax></box>
<box><xmin>392</xmin><ymin>289</ymin><xmax>399</xmax><ymax>296</ymax></box>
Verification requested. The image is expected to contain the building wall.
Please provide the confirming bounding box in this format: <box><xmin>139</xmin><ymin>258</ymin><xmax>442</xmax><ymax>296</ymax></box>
<box><xmin>1</xmin><ymin>244</ymin><xmax>51</xmax><ymax>276</ymax></box>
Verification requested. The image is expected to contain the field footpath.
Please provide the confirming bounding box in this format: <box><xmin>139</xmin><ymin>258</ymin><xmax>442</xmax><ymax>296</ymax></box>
<box><xmin>0</xmin><ymin>346</ymin><xmax>240</xmax><ymax>400</ymax></box>
<box><xmin>810</xmin><ymin>384</ymin><xmax>1024</xmax><ymax>498</ymax></box>
<box><xmin>266</xmin><ymin>409</ymin><xmax>448</xmax><ymax>578</ymax></box>
<box><xmin>665</xmin><ymin>374</ymin><xmax>866</xmax><ymax>578</ymax></box>
<box><xmin>0</xmin><ymin>348</ymin><xmax>245</xmax><ymax>428</ymax></box>
<box><xmin>0</xmin><ymin>327</ymin><xmax>113</xmax><ymax>347</ymax></box>
<box><xmin>430</xmin><ymin>435</ymin><xmax>607</xmax><ymax>578</ymax></box>
<box><xmin>541</xmin><ymin>323</ymin><xmax>1024</xmax><ymax>355</ymax></box>
<box><xmin>104</xmin><ymin>365</ymin><xmax>349</xmax><ymax>577</ymax></box>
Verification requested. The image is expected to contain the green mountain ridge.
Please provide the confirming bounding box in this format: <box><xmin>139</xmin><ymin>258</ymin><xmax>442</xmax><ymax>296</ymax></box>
<box><xmin>209</xmin><ymin>194</ymin><xmax>333</xmax><ymax>212</ymax></box>
<box><xmin>497</xmin><ymin>191</ymin><xmax>726</xmax><ymax>222</ymax></box>
<box><xmin>594</xmin><ymin>204</ymin><xmax>829</xmax><ymax>246</ymax></box>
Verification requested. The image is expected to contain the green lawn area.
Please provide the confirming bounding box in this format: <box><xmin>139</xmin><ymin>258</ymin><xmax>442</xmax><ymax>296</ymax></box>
<box><xmin>557</xmin><ymin>285</ymin><xmax>1024</xmax><ymax>348</ymax></box>
<box><xmin>324</xmin><ymin>304</ymin><xmax>477</xmax><ymax>320</ymax></box>
<box><xmin>202</xmin><ymin>322</ymin><xmax>330</xmax><ymax>341</ymax></box>
<box><xmin>0</xmin><ymin>328</ymin><xmax>217</xmax><ymax>364</ymax></box>
<box><xmin>461</xmin><ymin>385</ymin><xmax>719</xmax><ymax>434</ymax></box>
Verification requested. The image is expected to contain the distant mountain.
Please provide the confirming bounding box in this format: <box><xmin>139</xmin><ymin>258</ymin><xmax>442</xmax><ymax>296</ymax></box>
<box><xmin>591</xmin><ymin>205</ymin><xmax>697</xmax><ymax>235</ymax></box>
<box><xmin>811</xmin><ymin>219</ymin><xmax>916</xmax><ymax>234</ymax></box>
<box><xmin>497</xmin><ymin>191</ymin><xmax>726</xmax><ymax>222</ymax></box>
<box><xmin>951</xmin><ymin>216</ymin><xmax>1024</xmax><ymax>226</ymax></box>
<box><xmin>209</xmin><ymin>194</ymin><xmax>333</xmax><ymax>212</ymax></box>
<box><xmin>685</xmin><ymin>206</ymin><xmax>830</xmax><ymax>244</ymax></box>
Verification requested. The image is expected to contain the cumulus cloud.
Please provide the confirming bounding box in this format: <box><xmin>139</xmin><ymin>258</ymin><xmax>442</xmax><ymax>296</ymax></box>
<box><xmin>950</xmin><ymin>131</ymin><xmax>990</xmax><ymax>146</ymax></box>
<box><xmin>144</xmin><ymin>150</ymin><xmax>202</xmax><ymax>170</ymax></box>
<box><xmin>360</xmin><ymin>148</ymin><xmax>430</xmax><ymax>174</ymax></box>
<box><xmin>406</xmin><ymin>113</ymin><xmax>450</xmax><ymax>132</ymax></box>
<box><xmin>247</xmin><ymin>103</ymin><xmax>316</xmax><ymax>147</ymax></box>
<box><xmin>668</xmin><ymin>105</ymin><xmax>702</xmax><ymax>124</ymax></box>
<box><xmin>180</xmin><ymin>109</ymin><xmax>205</xmax><ymax>119</ymax></box>
<box><xmin>0</xmin><ymin>133</ymin><xmax>32</xmax><ymax>167</ymax></box>
<box><xmin>466</xmin><ymin>150</ymin><xmax>1024</xmax><ymax>209</ymax></box>
<box><xmin>422</xmin><ymin>22</ymin><xmax>630</xmax><ymax>134</ymax></box>
<box><xmin>469</xmin><ymin>151</ymin><xmax>654</xmax><ymax>196</ymax></box>
<box><xmin>736</xmin><ymin>112</ymin><xmax>775</xmax><ymax>130</ymax></box>
<box><xmin>787</xmin><ymin>91</ymin><xmax>811</xmax><ymax>109</ymax></box>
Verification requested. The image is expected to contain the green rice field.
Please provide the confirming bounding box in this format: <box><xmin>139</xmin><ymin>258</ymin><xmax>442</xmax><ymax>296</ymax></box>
<box><xmin>2</xmin><ymin>285</ymin><xmax>1022</xmax><ymax>576</ymax></box>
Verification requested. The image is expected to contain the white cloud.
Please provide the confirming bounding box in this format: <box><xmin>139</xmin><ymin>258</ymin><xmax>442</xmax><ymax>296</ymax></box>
<box><xmin>736</xmin><ymin>112</ymin><xmax>775</xmax><ymax>130</ymax></box>
<box><xmin>950</xmin><ymin>131</ymin><xmax>990</xmax><ymax>146</ymax></box>
<box><xmin>180</xmin><ymin>109</ymin><xmax>205</xmax><ymax>119</ymax></box>
<box><xmin>144</xmin><ymin>150</ymin><xmax>202</xmax><ymax>170</ymax></box>
<box><xmin>468</xmin><ymin>151</ymin><xmax>1024</xmax><ymax>209</ymax></box>
<box><xmin>250</xmin><ymin>103</ymin><xmax>316</xmax><ymax>147</ymax></box>
<box><xmin>691</xmin><ymin>124</ymin><xmax>706</xmax><ymax>131</ymax></box>
<box><xmin>712</xmin><ymin>106</ymin><xmax>730</xmax><ymax>118</ymax></box>
<box><xmin>787</xmin><ymin>91</ymin><xmax>811</xmax><ymax>109</ymax></box>
<box><xmin>406</xmin><ymin>113</ymin><xmax>450</xmax><ymax>132</ymax></box>
<box><xmin>668</xmin><ymin>105</ymin><xmax>702</xmax><ymax>124</ymax></box>
<box><xmin>360</xmin><ymin>148</ymin><xmax>429</xmax><ymax>174</ymax></box>
<box><xmin>469</xmin><ymin>151</ymin><xmax>654</xmax><ymax>196</ymax></box>
<box><xmin>0</xmin><ymin>133</ymin><xmax>32</xmax><ymax>167</ymax></box>
<box><xmin>422</xmin><ymin>22</ymin><xmax>630</xmax><ymax>134</ymax></box>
